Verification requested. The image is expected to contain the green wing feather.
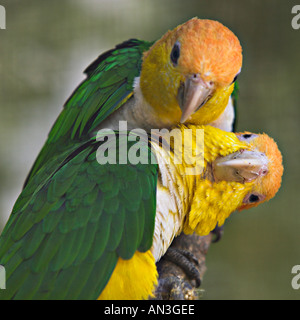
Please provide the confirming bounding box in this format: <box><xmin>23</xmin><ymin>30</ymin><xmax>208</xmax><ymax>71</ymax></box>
<box><xmin>24</xmin><ymin>39</ymin><xmax>153</xmax><ymax>187</ymax></box>
<box><xmin>0</xmin><ymin>134</ymin><xmax>158</xmax><ymax>300</ymax></box>
<box><xmin>231</xmin><ymin>81</ymin><xmax>239</xmax><ymax>132</ymax></box>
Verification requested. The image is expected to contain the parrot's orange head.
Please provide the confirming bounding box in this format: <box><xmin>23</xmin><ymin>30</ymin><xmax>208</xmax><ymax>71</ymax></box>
<box><xmin>236</xmin><ymin>133</ymin><xmax>284</xmax><ymax>211</ymax></box>
<box><xmin>211</xmin><ymin>130</ymin><xmax>283</xmax><ymax>212</ymax></box>
<box><xmin>182</xmin><ymin>126</ymin><xmax>284</xmax><ymax>236</ymax></box>
<box><xmin>140</xmin><ymin>17</ymin><xmax>242</xmax><ymax>125</ymax></box>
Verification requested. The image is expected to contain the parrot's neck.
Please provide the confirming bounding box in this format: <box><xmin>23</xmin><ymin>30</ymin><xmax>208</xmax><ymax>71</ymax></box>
<box><xmin>98</xmin><ymin>77</ymin><xmax>179</xmax><ymax>132</ymax></box>
<box><xmin>150</xmin><ymin>139</ymin><xmax>204</xmax><ymax>262</ymax></box>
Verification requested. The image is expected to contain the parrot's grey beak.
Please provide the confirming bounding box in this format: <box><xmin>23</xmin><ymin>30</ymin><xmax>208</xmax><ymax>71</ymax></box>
<box><xmin>212</xmin><ymin>150</ymin><xmax>269</xmax><ymax>183</ymax></box>
<box><xmin>178</xmin><ymin>74</ymin><xmax>214</xmax><ymax>123</ymax></box>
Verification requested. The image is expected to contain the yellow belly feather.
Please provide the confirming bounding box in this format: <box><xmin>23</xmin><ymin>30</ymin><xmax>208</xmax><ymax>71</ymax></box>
<box><xmin>98</xmin><ymin>250</ymin><xmax>158</xmax><ymax>300</ymax></box>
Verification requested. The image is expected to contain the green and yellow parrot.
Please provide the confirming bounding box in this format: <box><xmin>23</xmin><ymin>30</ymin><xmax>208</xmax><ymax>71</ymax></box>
<box><xmin>0</xmin><ymin>17</ymin><xmax>251</xmax><ymax>300</ymax></box>
<box><xmin>0</xmin><ymin>125</ymin><xmax>283</xmax><ymax>300</ymax></box>
<box><xmin>24</xmin><ymin>17</ymin><xmax>242</xmax><ymax>187</ymax></box>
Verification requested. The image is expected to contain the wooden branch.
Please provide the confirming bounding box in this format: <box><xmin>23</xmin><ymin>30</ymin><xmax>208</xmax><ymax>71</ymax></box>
<box><xmin>153</xmin><ymin>232</ymin><xmax>213</xmax><ymax>300</ymax></box>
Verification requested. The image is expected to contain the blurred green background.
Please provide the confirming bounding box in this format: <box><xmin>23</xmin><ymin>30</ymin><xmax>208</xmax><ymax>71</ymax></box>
<box><xmin>0</xmin><ymin>0</ymin><xmax>299</xmax><ymax>300</ymax></box>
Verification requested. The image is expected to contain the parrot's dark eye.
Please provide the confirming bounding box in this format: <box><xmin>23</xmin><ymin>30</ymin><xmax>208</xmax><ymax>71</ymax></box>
<box><xmin>171</xmin><ymin>41</ymin><xmax>180</xmax><ymax>66</ymax></box>
<box><xmin>243</xmin><ymin>134</ymin><xmax>252</xmax><ymax>139</ymax></box>
<box><xmin>248</xmin><ymin>194</ymin><xmax>260</xmax><ymax>203</ymax></box>
<box><xmin>243</xmin><ymin>193</ymin><xmax>265</xmax><ymax>205</ymax></box>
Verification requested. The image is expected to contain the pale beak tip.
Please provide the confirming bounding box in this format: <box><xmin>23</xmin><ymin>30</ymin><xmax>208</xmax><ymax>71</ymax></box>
<box><xmin>180</xmin><ymin>113</ymin><xmax>189</xmax><ymax>124</ymax></box>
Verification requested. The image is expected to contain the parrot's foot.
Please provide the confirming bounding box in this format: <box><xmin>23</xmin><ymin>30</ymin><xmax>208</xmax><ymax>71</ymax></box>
<box><xmin>153</xmin><ymin>276</ymin><xmax>204</xmax><ymax>300</ymax></box>
<box><xmin>154</xmin><ymin>234</ymin><xmax>211</xmax><ymax>300</ymax></box>
<box><xmin>162</xmin><ymin>248</ymin><xmax>201</xmax><ymax>287</ymax></box>
<box><xmin>211</xmin><ymin>225</ymin><xmax>224</xmax><ymax>243</ymax></box>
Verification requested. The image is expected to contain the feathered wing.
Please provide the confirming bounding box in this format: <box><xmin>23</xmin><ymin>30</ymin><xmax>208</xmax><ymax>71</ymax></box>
<box><xmin>0</xmin><ymin>134</ymin><xmax>158</xmax><ymax>300</ymax></box>
<box><xmin>231</xmin><ymin>81</ymin><xmax>239</xmax><ymax>132</ymax></box>
<box><xmin>24</xmin><ymin>39</ymin><xmax>153</xmax><ymax>187</ymax></box>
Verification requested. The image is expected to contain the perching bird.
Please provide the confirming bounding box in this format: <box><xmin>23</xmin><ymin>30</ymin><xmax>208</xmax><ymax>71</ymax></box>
<box><xmin>0</xmin><ymin>125</ymin><xmax>283</xmax><ymax>300</ymax></box>
<box><xmin>24</xmin><ymin>17</ymin><xmax>242</xmax><ymax>187</ymax></box>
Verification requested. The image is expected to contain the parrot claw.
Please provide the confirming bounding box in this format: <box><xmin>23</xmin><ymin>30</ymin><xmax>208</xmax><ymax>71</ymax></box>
<box><xmin>161</xmin><ymin>248</ymin><xmax>201</xmax><ymax>287</ymax></box>
<box><xmin>211</xmin><ymin>224</ymin><xmax>224</xmax><ymax>243</ymax></box>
